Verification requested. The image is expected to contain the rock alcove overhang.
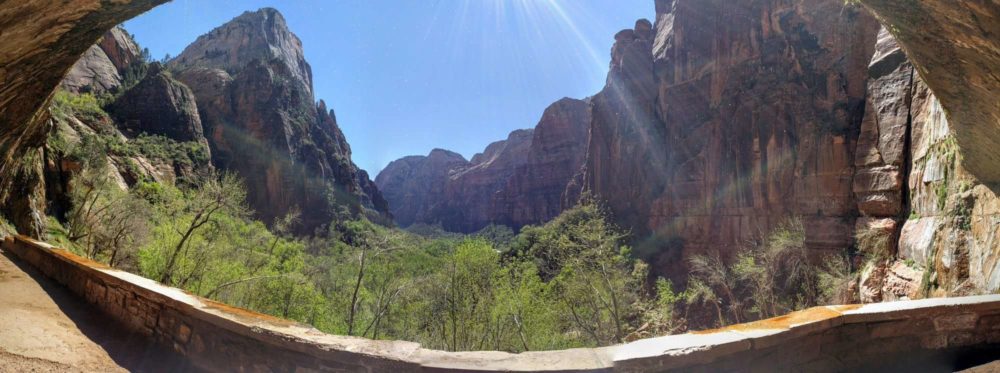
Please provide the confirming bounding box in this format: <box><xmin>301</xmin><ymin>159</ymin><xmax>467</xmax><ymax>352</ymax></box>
<box><xmin>858</xmin><ymin>0</ymin><xmax>1000</xmax><ymax>187</ymax></box>
<box><xmin>0</xmin><ymin>0</ymin><xmax>168</xmax><ymax>197</ymax></box>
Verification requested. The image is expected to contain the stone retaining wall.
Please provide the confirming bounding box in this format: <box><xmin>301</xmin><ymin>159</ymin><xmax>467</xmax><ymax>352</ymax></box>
<box><xmin>3</xmin><ymin>235</ymin><xmax>999</xmax><ymax>372</ymax></box>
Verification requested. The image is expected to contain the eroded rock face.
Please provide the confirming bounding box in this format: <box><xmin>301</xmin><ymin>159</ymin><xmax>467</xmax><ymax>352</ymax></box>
<box><xmin>437</xmin><ymin>129</ymin><xmax>534</xmax><ymax>233</ymax></box>
<box><xmin>582</xmin><ymin>18</ymin><xmax>665</xmax><ymax>240</ymax></box>
<box><xmin>859</xmin><ymin>0</ymin><xmax>1000</xmax><ymax>186</ymax></box>
<box><xmin>375</xmin><ymin>150</ymin><xmax>470</xmax><ymax>228</ymax></box>
<box><xmin>0</xmin><ymin>0</ymin><xmax>166</xmax><ymax>235</ymax></box>
<box><xmin>579</xmin><ymin>0</ymin><xmax>879</xmax><ymax>278</ymax></box>
<box><xmin>853</xmin><ymin>29</ymin><xmax>912</xmax><ymax>219</ymax></box>
<box><xmin>170</xmin><ymin>8</ymin><xmax>390</xmax><ymax>231</ymax></box>
<box><xmin>61</xmin><ymin>27</ymin><xmax>142</xmax><ymax>94</ymax></box>
<box><xmin>378</xmin><ymin>98</ymin><xmax>591</xmax><ymax>232</ymax></box>
<box><xmin>495</xmin><ymin>98</ymin><xmax>591</xmax><ymax>229</ymax></box>
<box><xmin>855</xmin><ymin>28</ymin><xmax>1000</xmax><ymax>299</ymax></box>
<box><xmin>900</xmin><ymin>76</ymin><xmax>1000</xmax><ymax>296</ymax></box>
<box><xmin>169</xmin><ymin>8</ymin><xmax>313</xmax><ymax>94</ymax></box>
<box><xmin>110</xmin><ymin>63</ymin><xmax>206</xmax><ymax>143</ymax></box>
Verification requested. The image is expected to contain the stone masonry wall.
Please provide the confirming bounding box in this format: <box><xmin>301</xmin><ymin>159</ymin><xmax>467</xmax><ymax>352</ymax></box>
<box><xmin>3</xmin><ymin>234</ymin><xmax>1000</xmax><ymax>372</ymax></box>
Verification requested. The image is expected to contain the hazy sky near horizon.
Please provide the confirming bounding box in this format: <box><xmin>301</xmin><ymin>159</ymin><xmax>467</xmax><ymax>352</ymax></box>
<box><xmin>124</xmin><ymin>0</ymin><xmax>652</xmax><ymax>174</ymax></box>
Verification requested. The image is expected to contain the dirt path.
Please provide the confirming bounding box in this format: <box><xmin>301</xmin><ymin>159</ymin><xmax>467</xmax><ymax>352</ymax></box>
<box><xmin>0</xmin><ymin>248</ymin><xmax>192</xmax><ymax>372</ymax></box>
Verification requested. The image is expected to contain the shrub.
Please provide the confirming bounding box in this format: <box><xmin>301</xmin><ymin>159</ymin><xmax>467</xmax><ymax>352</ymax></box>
<box><xmin>0</xmin><ymin>215</ymin><xmax>15</xmax><ymax>237</ymax></box>
<box><xmin>685</xmin><ymin>218</ymin><xmax>834</xmax><ymax>327</ymax></box>
<box><xmin>50</xmin><ymin>90</ymin><xmax>110</xmax><ymax>123</ymax></box>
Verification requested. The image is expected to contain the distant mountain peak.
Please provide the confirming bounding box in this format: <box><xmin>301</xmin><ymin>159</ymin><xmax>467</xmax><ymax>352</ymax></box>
<box><xmin>169</xmin><ymin>7</ymin><xmax>312</xmax><ymax>91</ymax></box>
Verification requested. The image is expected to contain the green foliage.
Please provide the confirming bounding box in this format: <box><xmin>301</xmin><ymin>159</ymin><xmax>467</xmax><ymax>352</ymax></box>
<box><xmin>58</xmin><ymin>172</ymin><xmax>672</xmax><ymax>351</ymax></box>
<box><xmin>0</xmin><ymin>215</ymin><xmax>15</xmax><ymax>237</ymax></box>
<box><xmin>817</xmin><ymin>254</ymin><xmax>857</xmax><ymax>305</ymax></box>
<box><xmin>936</xmin><ymin>182</ymin><xmax>949</xmax><ymax>211</ymax></box>
<box><xmin>472</xmin><ymin>224</ymin><xmax>515</xmax><ymax>252</ymax></box>
<box><xmin>131</xmin><ymin>134</ymin><xmax>210</xmax><ymax>168</ymax></box>
<box><xmin>855</xmin><ymin>224</ymin><xmax>892</xmax><ymax>263</ymax></box>
<box><xmin>685</xmin><ymin>219</ymin><xmax>839</xmax><ymax>327</ymax></box>
<box><xmin>50</xmin><ymin>90</ymin><xmax>111</xmax><ymax>123</ymax></box>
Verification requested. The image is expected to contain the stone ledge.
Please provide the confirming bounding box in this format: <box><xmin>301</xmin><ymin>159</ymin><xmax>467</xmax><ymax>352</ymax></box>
<box><xmin>3</xmin><ymin>235</ymin><xmax>999</xmax><ymax>372</ymax></box>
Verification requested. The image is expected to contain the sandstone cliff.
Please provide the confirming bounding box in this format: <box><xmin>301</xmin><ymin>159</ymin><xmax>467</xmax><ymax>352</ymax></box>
<box><xmin>377</xmin><ymin>97</ymin><xmax>591</xmax><ymax>233</ymax></box>
<box><xmin>495</xmin><ymin>98</ymin><xmax>591</xmax><ymax>229</ymax></box>
<box><xmin>61</xmin><ymin>27</ymin><xmax>142</xmax><ymax>95</ymax></box>
<box><xmin>578</xmin><ymin>0</ymin><xmax>880</xmax><ymax>279</ymax></box>
<box><xmin>856</xmin><ymin>28</ymin><xmax>1000</xmax><ymax>300</ymax></box>
<box><xmin>375</xmin><ymin>150</ymin><xmax>470</xmax><ymax>228</ymax></box>
<box><xmin>169</xmin><ymin>8</ymin><xmax>390</xmax><ymax>231</ymax></box>
<box><xmin>110</xmin><ymin>63</ymin><xmax>206</xmax><ymax>144</ymax></box>
<box><xmin>435</xmin><ymin>129</ymin><xmax>534</xmax><ymax>233</ymax></box>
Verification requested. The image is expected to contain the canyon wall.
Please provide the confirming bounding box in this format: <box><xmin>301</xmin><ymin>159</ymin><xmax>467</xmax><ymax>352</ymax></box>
<box><xmin>376</xmin><ymin>98</ymin><xmax>591</xmax><ymax>233</ymax></box>
<box><xmin>375</xmin><ymin>150</ymin><xmax>471</xmax><ymax>228</ymax></box>
<box><xmin>855</xmin><ymin>29</ymin><xmax>1000</xmax><ymax>301</ymax></box>
<box><xmin>581</xmin><ymin>0</ymin><xmax>879</xmax><ymax>278</ymax></box>
<box><xmin>374</xmin><ymin>0</ymin><xmax>1000</xmax><ymax>297</ymax></box>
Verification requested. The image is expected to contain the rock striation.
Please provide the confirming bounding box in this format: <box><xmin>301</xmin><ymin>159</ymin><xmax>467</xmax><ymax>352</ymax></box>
<box><xmin>859</xmin><ymin>0</ymin><xmax>1000</xmax><ymax>186</ymax></box>
<box><xmin>169</xmin><ymin>8</ymin><xmax>390</xmax><ymax>231</ymax></box>
<box><xmin>857</xmin><ymin>27</ymin><xmax>1000</xmax><ymax>299</ymax></box>
<box><xmin>578</xmin><ymin>0</ymin><xmax>879</xmax><ymax>278</ymax></box>
<box><xmin>61</xmin><ymin>27</ymin><xmax>142</xmax><ymax>94</ymax></box>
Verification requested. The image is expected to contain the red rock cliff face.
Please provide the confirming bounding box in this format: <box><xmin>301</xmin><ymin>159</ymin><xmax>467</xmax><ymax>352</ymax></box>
<box><xmin>376</xmin><ymin>98</ymin><xmax>592</xmax><ymax>233</ymax></box>
<box><xmin>436</xmin><ymin>129</ymin><xmax>534</xmax><ymax>233</ymax></box>
<box><xmin>170</xmin><ymin>8</ymin><xmax>389</xmax><ymax>232</ymax></box>
<box><xmin>495</xmin><ymin>98</ymin><xmax>591</xmax><ymax>229</ymax></box>
<box><xmin>375</xmin><ymin>150</ymin><xmax>470</xmax><ymax>228</ymax></box>
<box><xmin>857</xmin><ymin>28</ymin><xmax>1000</xmax><ymax>299</ymax></box>
<box><xmin>580</xmin><ymin>0</ymin><xmax>880</xmax><ymax>277</ymax></box>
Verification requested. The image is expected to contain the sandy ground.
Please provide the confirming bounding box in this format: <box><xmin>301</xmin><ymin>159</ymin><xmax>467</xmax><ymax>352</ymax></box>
<box><xmin>0</xmin><ymin>248</ymin><xmax>192</xmax><ymax>372</ymax></box>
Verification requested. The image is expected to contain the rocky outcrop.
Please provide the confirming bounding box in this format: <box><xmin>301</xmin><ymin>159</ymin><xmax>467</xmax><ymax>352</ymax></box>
<box><xmin>110</xmin><ymin>63</ymin><xmax>206</xmax><ymax>143</ymax></box>
<box><xmin>858</xmin><ymin>0</ymin><xmax>1000</xmax><ymax>186</ymax></box>
<box><xmin>853</xmin><ymin>29</ymin><xmax>912</xmax><ymax>219</ymax></box>
<box><xmin>61</xmin><ymin>46</ymin><xmax>123</xmax><ymax>95</ymax></box>
<box><xmin>495</xmin><ymin>98</ymin><xmax>591</xmax><ymax>229</ymax></box>
<box><xmin>375</xmin><ymin>150</ymin><xmax>470</xmax><ymax>228</ymax></box>
<box><xmin>170</xmin><ymin>8</ymin><xmax>389</xmax><ymax>231</ymax></box>
<box><xmin>169</xmin><ymin>8</ymin><xmax>312</xmax><ymax>94</ymax></box>
<box><xmin>0</xmin><ymin>0</ymin><xmax>167</xmax><ymax>236</ymax></box>
<box><xmin>61</xmin><ymin>27</ymin><xmax>142</xmax><ymax>94</ymax></box>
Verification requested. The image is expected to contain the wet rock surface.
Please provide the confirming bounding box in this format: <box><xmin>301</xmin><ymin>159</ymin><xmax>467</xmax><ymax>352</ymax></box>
<box><xmin>859</xmin><ymin>0</ymin><xmax>1000</xmax><ymax>186</ymax></box>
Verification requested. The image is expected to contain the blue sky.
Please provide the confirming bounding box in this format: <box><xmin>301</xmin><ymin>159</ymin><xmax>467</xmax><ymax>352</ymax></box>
<box><xmin>125</xmin><ymin>0</ymin><xmax>652</xmax><ymax>174</ymax></box>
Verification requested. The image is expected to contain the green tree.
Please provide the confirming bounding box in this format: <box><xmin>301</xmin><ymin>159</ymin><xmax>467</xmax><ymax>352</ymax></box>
<box><xmin>150</xmin><ymin>172</ymin><xmax>249</xmax><ymax>284</ymax></box>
